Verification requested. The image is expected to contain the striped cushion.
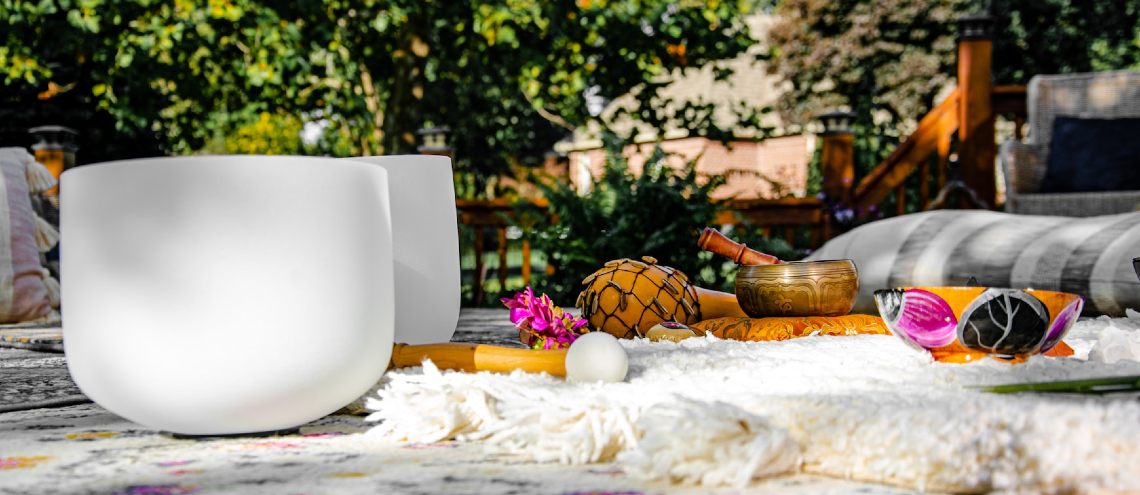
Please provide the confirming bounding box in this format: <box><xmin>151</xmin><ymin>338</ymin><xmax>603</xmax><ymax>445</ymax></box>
<box><xmin>808</xmin><ymin>210</ymin><xmax>1140</xmax><ymax>316</ymax></box>
<box><xmin>0</xmin><ymin>148</ymin><xmax>52</xmax><ymax>322</ymax></box>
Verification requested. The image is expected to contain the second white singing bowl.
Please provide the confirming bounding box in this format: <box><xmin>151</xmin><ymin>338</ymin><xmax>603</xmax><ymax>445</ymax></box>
<box><xmin>346</xmin><ymin>156</ymin><xmax>460</xmax><ymax>345</ymax></box>
<box><xmin>61</xmin><ymin>156</ymin><xmax>395</xmax><ymax>435</ymax></box>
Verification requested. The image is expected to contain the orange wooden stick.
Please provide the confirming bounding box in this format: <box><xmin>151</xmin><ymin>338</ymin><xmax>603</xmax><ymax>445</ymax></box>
<box><xmin>698</xmin><ymin>228</ymin><xmax>781</xmax><ymax>265</ymax></box>
<box><xmin>694</xmin><ymin>286</ymin><xmax>749</xmax><ymax>319</ymax></box>
<box><xmin>390</xmin><ymin>343</ymin><xmax>568</xmax><ymax>376</ymax></box>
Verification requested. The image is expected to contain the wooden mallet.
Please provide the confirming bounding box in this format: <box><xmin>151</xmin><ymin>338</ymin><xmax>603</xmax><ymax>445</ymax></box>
<box><xmin>388</xmin><ymin>332</ymin><xmax>629</xmax><ymax>383</ymax></box>
<box><xmin>697</xmin><ymin>227</ymin><xmax>782</xmax><ymax>266</ymax></box>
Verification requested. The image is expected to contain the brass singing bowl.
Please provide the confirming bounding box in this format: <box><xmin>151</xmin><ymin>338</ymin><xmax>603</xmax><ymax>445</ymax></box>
<box><xmin>735</xmin><ymin>259</ymin><xmax>859</xmax><ymax>317</ymax></box>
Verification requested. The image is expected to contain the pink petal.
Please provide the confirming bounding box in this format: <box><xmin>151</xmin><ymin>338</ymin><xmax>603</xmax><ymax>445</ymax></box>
<box><xmin>509</xmin><ymin>308</ymin><xmax>532</xmax><ymax>324</ymax></box>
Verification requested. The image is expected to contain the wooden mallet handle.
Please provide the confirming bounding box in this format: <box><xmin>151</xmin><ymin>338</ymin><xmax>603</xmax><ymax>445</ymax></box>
<box><xmin>694</xmin><ymin>286</ymin><xmax>749</xmax><ymax>319</ymax></box>
<box><xmin>698</xmin><ymin>228</ymin><xmax>781</xmax><ymax>265</ymax></box>
<box><xmin>391</xmin><ymin>343</ymin><xmax>568</xmax><ymax>376</ymax></box>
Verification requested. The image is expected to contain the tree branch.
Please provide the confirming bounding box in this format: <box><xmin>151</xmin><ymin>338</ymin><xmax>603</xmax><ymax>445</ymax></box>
<box><xmin>522</xmin><ymin>90</ymin><xmax>575</xmax><ymax>131</ymax></box>
<box><xmin>359</xmin><ymin>65</ymin><xmax>385</xmax><ymax>155</ymax></box>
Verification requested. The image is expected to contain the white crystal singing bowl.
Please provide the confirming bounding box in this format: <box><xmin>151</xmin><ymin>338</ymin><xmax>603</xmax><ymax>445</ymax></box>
<box><xmin>346</xmin><ymin>155</ymin><xmax>460</xmax><ymax>345</ymax></box>
<box><xmin>61</xmin><ymin>156</ymin><xmax>395</xmax><ymax>435</ymax></box>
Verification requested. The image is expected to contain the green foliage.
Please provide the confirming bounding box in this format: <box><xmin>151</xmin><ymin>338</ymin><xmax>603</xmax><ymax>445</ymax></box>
<box><xmin>988</xmin><ymin>0</ymin><xmax>1140</xmax><ymax>82</ymax></box>
<box><xmin>2</xmin><ymin>0</ymin><xmax>761</xmax><ymax>187</ymax></box>
<box><xmin>767</xmin><ymin>0</ymin><xmax>1140</xmax><ymax>157</ymax></box>
<box><xmin>519</xmin><ymin>136</ymin><xmax>727</xmax><ymax>304</ymax></box>
<box><xmin>768</xmin><ymin>0</ymin><xmax>962</xmax><ymax>135</ymax></box>
<box><xmin>218</xmin><ymin>111</ymin><xmax>303</xmax><ymax>155</ymax></box>
<box><xmin>766</xmin><ymin>0</ymin><xmax>962</xmax><ymax>183</ymax></box>
<box><xmin>0</xmin><ymin>0</ymin><xmax>307</xmax><ymax>161</ymax></box>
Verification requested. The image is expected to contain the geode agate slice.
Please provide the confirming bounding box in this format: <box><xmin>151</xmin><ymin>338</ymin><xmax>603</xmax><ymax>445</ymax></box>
<box><xmin>957</xmin><ymin>289</ymin><xmax>1050</xmax><ymax>355</ymax></box>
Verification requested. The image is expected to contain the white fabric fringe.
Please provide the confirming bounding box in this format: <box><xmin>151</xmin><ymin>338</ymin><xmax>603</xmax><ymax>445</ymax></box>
<box><xmin>364</xmin><ymin>362</ymin><xmax>799</xmax><ymax>486</ymax></box>
<box><xmin>34</xmin><ymin>215</ymin><xmax>59</xmax><ymax>252</ymax></box>
<box><xmin>24</xmin><ymin>157</ymin><xmax>57</xmax><ymax>194</ymax></box>
<box><xmin>617</xmin><ymin>397</ymin><xmax>801</xmax><ymax>487</ymax></box>
<box><xmin>366</xmin><ymin>361</ymin><xmax>640</xmax><ymax>465</ymax></box>
<box><xmin>365</xmin><ymin>321</ymin><xmax>1140</xmax><ymax>493</ymax></box>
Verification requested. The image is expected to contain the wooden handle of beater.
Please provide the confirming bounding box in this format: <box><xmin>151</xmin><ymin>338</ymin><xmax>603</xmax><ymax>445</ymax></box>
<box><xmin>698</xmin><ymin>228</ymin><xmax>781</xmax><ymax>265</ymax></box>
<box><xmin>390</xmin><ymin>343</ymin><xmax>568</xmax><ymax>377</ymax></box>
<box><xmin>695</xmin><ymin>286</ymin><xmax>749</xmax><ymax>319</ymax></box>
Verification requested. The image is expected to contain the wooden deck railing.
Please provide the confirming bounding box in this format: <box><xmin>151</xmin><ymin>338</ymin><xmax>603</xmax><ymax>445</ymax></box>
<box><xmin>734</xmin><ymin>18</ymin><xmax>1030</xmax><ymax>246</ymax></box>
<box><xmin>457</xmin><ymin>196</ymin><xmax>829</xmax><ymax>303</ymax></box>
<box><xmin>458</xmin><ymin>16</ymin><xmax>1035</xmax><ymax>303</ymax></box>
<box><xmin>842</xmin><ymin>16</ymin><xmax>1027</xmax><ymax>219</ymax></box>
<box><xmin>714</xmin><ymin>197</ymin><xmax>829</xmax><ymax>248</ymax></box>
<box><xmin>992</xmin><ymin>84</ymin><xmax>1029</xmax><ymax>138</ymax></box>
<box><xmin>455</xmin><ymin>198</ymin><xmax>548</xmax><ymax>304</ymax></box>
<box><xmin>847</xmin><ymin>84</ymin><xmax>1026</xmax><ymax>217</ymax></box>
<box><xmin>851</xmin><ymin>89</ymin><xmax>961</xmax><ymax>213</ymax></box>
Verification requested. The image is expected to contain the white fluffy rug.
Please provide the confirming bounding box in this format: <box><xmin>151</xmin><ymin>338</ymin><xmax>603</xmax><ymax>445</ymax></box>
<box><xmin>365</xmin><ymin>316</ymin><xmax>1140</xmax><ymax>494</ymax></box>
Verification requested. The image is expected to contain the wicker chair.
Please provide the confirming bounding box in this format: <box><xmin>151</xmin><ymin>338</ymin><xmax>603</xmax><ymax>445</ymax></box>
<box><xmin>999</xmin><ymin>70</ymin><xmax>1140</xmax><ymax>216</ymax></box>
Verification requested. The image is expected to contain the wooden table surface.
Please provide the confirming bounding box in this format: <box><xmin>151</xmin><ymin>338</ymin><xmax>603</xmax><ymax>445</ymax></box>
<box><xmin>0</xmin><ymin>308</ymin><xmax>525</xmax><ymax>414</ymax></box>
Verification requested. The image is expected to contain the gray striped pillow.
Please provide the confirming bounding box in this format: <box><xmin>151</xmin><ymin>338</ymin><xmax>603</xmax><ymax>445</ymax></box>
<box><xmin>808</xmin><ymin>210</ymin><xmax>1140</xmax><ymax>316</ymax></box>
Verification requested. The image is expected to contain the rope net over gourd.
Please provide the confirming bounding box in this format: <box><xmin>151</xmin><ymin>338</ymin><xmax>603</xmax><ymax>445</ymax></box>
<box><xmin>577</xmin><ymin>256</ymin><xmax>702</xmax><ymax>339</ymax></box>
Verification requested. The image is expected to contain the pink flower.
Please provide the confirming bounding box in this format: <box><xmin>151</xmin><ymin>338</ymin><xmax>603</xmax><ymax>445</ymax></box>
<box><xmin>501</xmin><ymin>287</ymin><xmax>590</xmax><ymax>349</ymax></box>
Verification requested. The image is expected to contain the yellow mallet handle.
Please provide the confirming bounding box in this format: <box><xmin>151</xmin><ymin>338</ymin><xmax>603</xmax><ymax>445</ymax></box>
<box><xmin>390</xmin><ymin>342</ymin><xmax>568</xmax><ymax>377</ymax></box>
<box><xmin>695</xmin><ymin>286</ymin><xmax>749</xmax><ymax>319</ymax></box>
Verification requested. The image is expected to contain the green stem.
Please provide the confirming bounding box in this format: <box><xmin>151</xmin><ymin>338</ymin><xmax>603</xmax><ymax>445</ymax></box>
<box><xmin>977</xmin><ymin>375</ymin><xmax>1140</xmax><ymax>395</ymax></box>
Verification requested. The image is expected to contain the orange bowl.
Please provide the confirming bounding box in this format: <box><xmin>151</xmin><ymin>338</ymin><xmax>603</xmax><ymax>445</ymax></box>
<box><xmin>873</xmin><ymin>287</ymin><xmax>1083</xmax><ymax>363</ymax></box>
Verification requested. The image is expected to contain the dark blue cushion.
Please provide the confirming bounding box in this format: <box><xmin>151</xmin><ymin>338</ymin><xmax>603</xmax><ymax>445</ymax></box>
<box><xmin>1041</xmin><ymin>116</ymin><xmax>1140</xmax><ymax>193</ymax></box>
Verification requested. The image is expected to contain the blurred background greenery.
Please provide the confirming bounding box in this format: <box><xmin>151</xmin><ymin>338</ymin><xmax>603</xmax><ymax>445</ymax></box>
<box><xmin>3</xmin><ymin>0</ymin><xmax>1138</xmax><ymax>306</ymax></box>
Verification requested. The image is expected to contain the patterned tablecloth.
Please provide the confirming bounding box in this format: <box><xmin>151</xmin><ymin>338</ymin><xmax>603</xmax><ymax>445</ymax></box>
<box><xmin>0</xmin><ymin>309</ymin><xmax>918</xmax><ymax>495</ymax></box>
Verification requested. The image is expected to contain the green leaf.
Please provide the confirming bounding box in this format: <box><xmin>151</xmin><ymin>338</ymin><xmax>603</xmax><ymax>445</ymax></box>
<box><xmin>116</xmin><ymin>50</ymin><xmax>133</xmax><ymax>68</ymax></box>
<box><xmin>977</xmin><ymin>375</ymin><xmax>1140</xmax><ymax>395</ymax></box>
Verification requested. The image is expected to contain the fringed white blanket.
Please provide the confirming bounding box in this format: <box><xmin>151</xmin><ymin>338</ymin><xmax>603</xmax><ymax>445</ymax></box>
<box><xmin>365</xmin><ymin>317</ymin><xmax>1140</xmax><ymax>494</ymax></box>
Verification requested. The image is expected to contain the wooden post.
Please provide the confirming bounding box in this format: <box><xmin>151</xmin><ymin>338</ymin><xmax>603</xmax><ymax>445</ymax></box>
<box><xmin>520</xmin><ymin>239</ymin><xmax>532</xmax><ymax>287</ymax></box>
<box><xmin>417</xmin><ymin>126</ymin><xmax>453</xmax><ymax>159</ymax></box>
<box><xmin>497</xmin><ymin>227</ymin><xmax>508</xmax><ymax>290</ymax></box>
<box><xmin>28</xmin><ymin>126</ymin><xmax>78</xmax><ymax>199</ymax></box>
<box><xmin>955</xmin><ymin>15</ymin><xmax>995</xmax><ymax>208</ymax></box>
<box><xmin>818</xmin><ymin>111</ymin><xmax>856</xmax><ymax>206</ymax></box>
<box><xmin>473</xmin><ymin>227</ymin><xmax>485</xmax><ymax>304</ymax></box>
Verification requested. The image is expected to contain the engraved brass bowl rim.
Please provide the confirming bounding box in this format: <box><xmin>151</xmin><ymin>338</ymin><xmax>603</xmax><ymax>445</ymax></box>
<box><xmin>735</xmin><ymin>259</ymin><xmax>860</xmax><ymax>278</ymax></box>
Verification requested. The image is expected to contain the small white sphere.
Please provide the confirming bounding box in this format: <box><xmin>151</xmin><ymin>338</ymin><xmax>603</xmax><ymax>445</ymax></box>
<box><xmin>565</xmin><ymin>332</ymin><xmax>629</xmax><ymax>383</ymax></box>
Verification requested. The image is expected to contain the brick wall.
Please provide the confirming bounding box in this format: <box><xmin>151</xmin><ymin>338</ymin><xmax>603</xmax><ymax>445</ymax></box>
<box><xmin>567</xmin><ymin>134</ymin><xmax>813</xmax><ymax>200</ymax></box>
